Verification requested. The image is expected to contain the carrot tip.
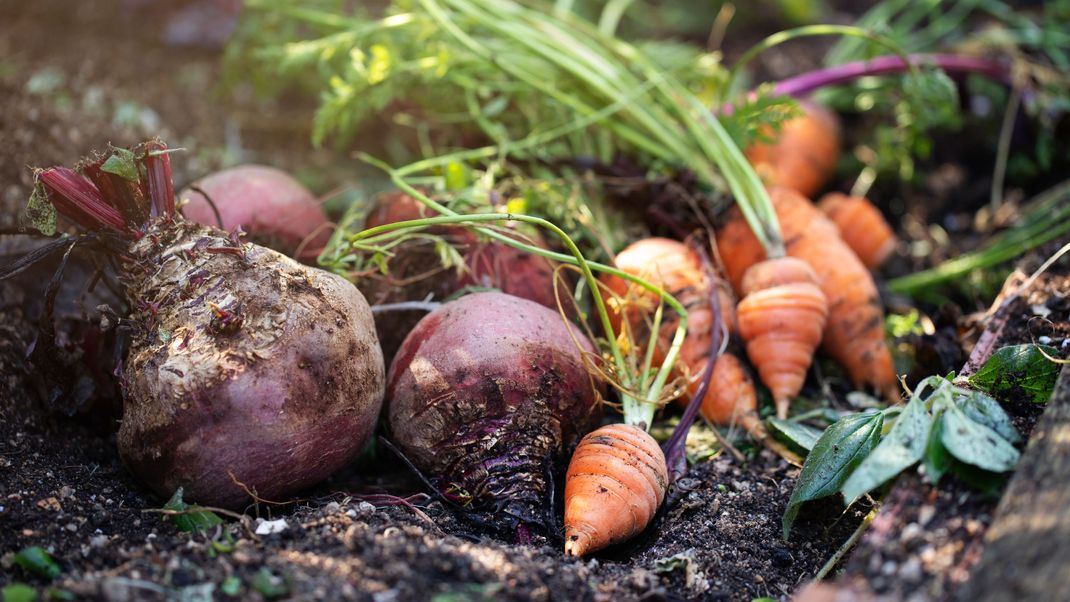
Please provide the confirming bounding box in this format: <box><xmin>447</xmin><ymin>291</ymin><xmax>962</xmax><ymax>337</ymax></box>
<box><xmin>775</xmin><ymin>397</ymin><xmax>790</xmax><ymax>420</ymax></box>
<box><xmin>564</xmin><ymin>532</ymin><xmax>589</xmax><ymax>557</ymax></box>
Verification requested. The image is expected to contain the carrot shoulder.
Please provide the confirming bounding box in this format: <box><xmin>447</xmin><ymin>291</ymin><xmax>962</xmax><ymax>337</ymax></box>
<box><xmin>564</xmin><ymin>423</ymin><xmax>667</xmax><ymax>557</ymax></box>
<box><xmin>718</xmin><ymin>187</ymin><xmax>900</xmax><ymax>402</ymax></box>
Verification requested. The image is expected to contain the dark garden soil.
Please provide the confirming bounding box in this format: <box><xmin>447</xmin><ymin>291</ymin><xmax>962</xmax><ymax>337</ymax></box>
<box><xmin>1</xmin><ymin>1</ymin><xmax>1067</xmax><ymax>601</ymax></box>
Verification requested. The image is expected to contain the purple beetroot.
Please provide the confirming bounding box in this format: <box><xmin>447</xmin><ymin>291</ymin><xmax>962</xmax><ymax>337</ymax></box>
<box><xmin>31</xmin><ymin>142</ymin><xmax>384</xmax><ymax>509</ymax></box>
<box><xmin>386</xmin><ymin>291</ymin><xmax>602</xmax><ymax>532</ymax></box>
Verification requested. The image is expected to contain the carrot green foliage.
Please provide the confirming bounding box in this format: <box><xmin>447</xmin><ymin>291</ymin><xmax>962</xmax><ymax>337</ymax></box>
<box><xmin>229</xmin><ymin>0</ymin><xmax>787</xmax><ymax>257</ymax></box>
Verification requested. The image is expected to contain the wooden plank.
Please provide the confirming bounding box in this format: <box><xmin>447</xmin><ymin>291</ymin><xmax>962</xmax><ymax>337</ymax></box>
<box><xmin>955</xmin><ymin>365</ymin><xmax>1070</xmax><ymax>601</ymax></box>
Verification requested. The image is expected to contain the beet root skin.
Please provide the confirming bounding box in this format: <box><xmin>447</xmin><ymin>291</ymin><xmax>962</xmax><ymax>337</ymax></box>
<box><xmin>118</xmin><ymin>220</ymin><xmax>385</xmax><ymax>509</ymax></box>
<box><xmin>180</xmin><ymin>165</ymin><xmax>331</xmax><ymax>257</ymax></box>
<box><xmin>387</xmin><ymin>292</ymin><xmax>601</xmax><ymax>527</ymax></box>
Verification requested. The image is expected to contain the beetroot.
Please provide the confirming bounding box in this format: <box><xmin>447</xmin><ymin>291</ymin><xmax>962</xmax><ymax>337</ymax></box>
<box><xmin>32</xmin><ymin>143</ymin><xmax>384</xmax><ymax>509</ymax></box>
<box><xmin>387</xmin><ymin>291</ymin><xmax>601</xmax><ymax>530</ymax></box>
<box><xmin>180</xmin><ymin>165</ymin><xmax>331</xmax><ymax>259</ymax></box>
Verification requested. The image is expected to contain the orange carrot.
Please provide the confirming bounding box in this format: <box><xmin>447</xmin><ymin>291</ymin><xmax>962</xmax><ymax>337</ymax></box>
<box><xmin>735</xmin><ymin>257</ymin><xmax>828</xmax><ymax>419</ymax></box>
<box><xmin>718</xmin><ymin>187</ymin><xmax>900</xmax><ymax>402</ymax></box>
<box><xmin>563</xmin><ymin>423</ymin><xmax>667</xmax><ymax>557</ymax></box>
<box><xmin>818</xmin><ymin>192</ymin><xmax>898</xmax><ymax>269</ymax></box>
<box><xmin>745</xmin><ymin>100</ymin><xmax>842</xmax><ymax>198</ymax></box>
<box><xmin>602</xmin><ymin>237</ymin><xmax>735</xmax><ymax>345</ymax></box>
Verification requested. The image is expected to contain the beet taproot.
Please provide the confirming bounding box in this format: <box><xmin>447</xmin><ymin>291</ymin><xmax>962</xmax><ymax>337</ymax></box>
<box><xmin>386</xmin><ymin>291</ymin><xmax>601</xmax><ymax>531</ymax></box>
<box><xmin>30</xmin><ymin>142</ymin><xmax>385</xmax><ymax>509</ymax></box>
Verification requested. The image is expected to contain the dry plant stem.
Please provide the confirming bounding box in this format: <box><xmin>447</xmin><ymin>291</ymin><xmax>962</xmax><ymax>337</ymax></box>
<box><xmin>959</xmin><ymin>239</ymin><xmax>1070</xmax><ymax>378</ymax></box>
<box><xmin>371</xmin><ymin>300</ymin><xmax>442</xmax><ymax>314</ymax></box>
<box><xmin>813</xmin><ymin>506</ymin><xmax>878</xmax><ymax>581</ymax></box>
<box><xmin>990</xmin><ymin>86</ymin><xmax>1023</xmax><ymax>211</ymax></box>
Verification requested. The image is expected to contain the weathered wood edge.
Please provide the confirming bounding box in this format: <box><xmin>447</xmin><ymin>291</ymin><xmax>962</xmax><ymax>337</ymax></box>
<box><xmin>954</xmin><ymin>365</ymin><xmax>1070</xmax><ymax>601</ymax></box>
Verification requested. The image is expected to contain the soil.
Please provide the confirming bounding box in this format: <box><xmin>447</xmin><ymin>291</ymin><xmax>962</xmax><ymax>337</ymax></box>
<box><xmin>1</xmin><ymin>1</ymin><xmax>1067</xmax><ymax>601</ymax></box>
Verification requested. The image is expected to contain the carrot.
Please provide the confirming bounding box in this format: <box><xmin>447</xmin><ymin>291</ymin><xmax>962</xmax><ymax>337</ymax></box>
<box><xmin>563</xmin><ymin>423</ymin><xmax>667</xmax><ymax>557</ymax></box>
<box><xmin>718</xmin><ymin>187</ymin><xmax>900</xmax><ymax>402</ymax></box>
<box><xmin>818</xmin><ymin>192</ymin><xmax>898</xmax><ymax>269</ymax></box>
<box><xmin>744</xmin><ymin>100</ymin><xmax>842</xmax><ymax>198</ymax></box>
<box><xmin>735</xmin><ymin>256</ymin><xmax>828</xmax><ymax>419</ymax></box>
<box><xmin>602</xmin><ymin>237</ymin><xmax>734</xmax><ymax>345</ymax></box>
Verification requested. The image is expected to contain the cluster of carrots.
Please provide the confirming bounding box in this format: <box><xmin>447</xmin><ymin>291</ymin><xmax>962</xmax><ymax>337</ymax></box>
<box><xmin>562</xmin><ymin>100</ymin><xmax>902</xmax><ymax>556</ymax></box>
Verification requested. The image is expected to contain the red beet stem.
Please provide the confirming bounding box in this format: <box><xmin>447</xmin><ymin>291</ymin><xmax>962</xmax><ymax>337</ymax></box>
<box><xmin>662</xmin><ymin>242</ymin><xmax>723</xmax><ymax>478</ymax></box>
<box><xmin>722</xmin><ymin>53</ymin><xmax>1012</xmax><ymax>113</ymax></box>
<box><xmin>81</xmin><ymin>163</ymin><xmax>147</xmax><ymax>226</ymax></box>
<box><xmin>39</xmin><ymin>167</ymin><xmax>127</xmax><ymax>233</ymax></box>
<box><xmin>771</xmin><ymin>53</ymin><xmax>1011</xmax><ymax>98</ymax></box>
<box><xmin>142</xmin><ymin>140</ymin><xmax>176</xmax><ymax>219</ymax></box>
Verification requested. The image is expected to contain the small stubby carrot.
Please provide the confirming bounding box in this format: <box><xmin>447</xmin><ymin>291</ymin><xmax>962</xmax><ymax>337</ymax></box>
<box><xmin>735</xmin><ymin>257</ymin><xmax>828</xmax><ymax>419</ymax></box>
<box><xmin>718</xmin><ymin>187</ymin><xmax>900</xmax><ymax>402</ymax></box>
<box><xmin>817</xmin><ymin>192</ymin><xmax>898</xmax><ymax>269</ymax></box>
<box><xmin>563</xmin><ymin>423</ymin><xmax>667</xmax><ymax>557</ymax></box>
<box><xmin>745</xmin><ymin>100</ymin><xmax>842</xmax><ymax>198</ymax></box>
<box><xmin>602</xmin><ymin>237</ymin><xmax>735</xmax><ymax>345</ymax></box>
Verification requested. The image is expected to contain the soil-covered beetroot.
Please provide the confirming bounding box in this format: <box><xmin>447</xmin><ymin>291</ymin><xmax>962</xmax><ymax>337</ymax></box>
<box><xmin>180</xmin><ymin>164</ymin><xmax>331</xmax><ymax>258</ymax></box>
<box><xmin>386</xmin><ymin>292</ymin><xmax>601</xmax><ymax>532</ymax></box>
<box><xmin>32</xmin><ymin>143</ymin><xmax>385</xmax><ymax>509</ymax></box>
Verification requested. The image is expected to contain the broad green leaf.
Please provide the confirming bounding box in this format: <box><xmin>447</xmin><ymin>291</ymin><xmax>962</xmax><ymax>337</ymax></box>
<box><xmin>968</xmin><ymin>344</ymin><xmax>1060</xmax><ymax>403</ymax></box>
<box><xmin>25</xmin><ymin>187</ymin><xmax>56</xmax><ymax>237</ymax></box>
<box><xmin>2</xmin><ymin>583</ymin><xmax>36</xmax><ymax>602</ymax></box>
<box><xmin>767</xmin><ymin>417</ymin><xmax>823</xmax><ymax>454</ymax></box>
<box><xmin>13</xmin><ymin>547</ymin><xmax>60</xmax><ymax>580</ymax></box>
<box><xmin>940</xmin><ymin>406</ymin><xmax>1020</xmax><ymax>473</ymax></box>
<box><xmin>923</xmin><ymin>412</ymin><xmax>952</xmax><ymax>483</ymax></box>
<box><xmin>782</xmin><ymin>411</ymin><xmax>884</xmax><ymax>539</ymax></box>
<box><xmin>948</xmin><ymin>460</ymin><xmax>1009</xmax><ymax>498</ymax></box>
<box><xmin>841</xmin><ymin>395</ymin><xmax>932</xmax><ymax>505</ymax></box>
<box><xmin>960</xmin><ymin>391</ymin><xmax>1021</xmax><ymax>444</ymax></box>
<box><xmin>163</xmin><ymin>488</ymin><xmax>223</xmax><ymax>533</ymax></box>
<box><xmin>100</xmin><ymin>148</ymin><xmax>139</xmax><ymax>182</ymax></box>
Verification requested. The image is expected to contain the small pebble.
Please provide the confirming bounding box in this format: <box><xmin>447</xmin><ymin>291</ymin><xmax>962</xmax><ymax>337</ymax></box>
<box><xmin>254</xmin><ymin>518</ymin><xmax>289</xmax><ymax>535</ymax></box>
<box><xmin>1038</xmin><ymin>335</ymin><xmax>1053</xmax><ymax>345</ymax></box>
